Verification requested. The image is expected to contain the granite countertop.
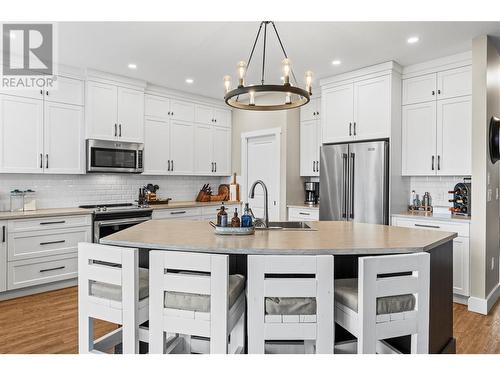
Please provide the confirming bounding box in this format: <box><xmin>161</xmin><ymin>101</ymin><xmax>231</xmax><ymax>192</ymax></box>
<box><xmin>100</xmin><ymin>219</ymin><xmax>457</xmax><ymax>255</ymax></box>
<box><xmin>287</xmin><ymin>203</ymin><xmax>319</xmax><ymax>209</ymax></box>
<box><xmin>392</xmin><ymin>211</ymin><xmax>471</xmax><ymax>223</ymax></box>
<box><xmin>0</xmin><ymin>207</ymin><xmax>93</xmax><ymax>220</ymax></box>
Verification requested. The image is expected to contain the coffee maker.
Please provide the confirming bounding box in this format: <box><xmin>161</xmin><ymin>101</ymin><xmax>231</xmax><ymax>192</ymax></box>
<box><xmin>304</xmin><ymin>181</ymin><xmax>319</xmax><ymax>206</ymax></box>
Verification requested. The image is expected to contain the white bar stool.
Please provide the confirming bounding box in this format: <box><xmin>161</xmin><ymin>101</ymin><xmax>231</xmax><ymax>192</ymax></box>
<box><xmin>247</xmin><ymin>255</ymin><xmax>334</xmax><ymax>354</ymax></box>
<box><xmin>334</xmin><ymin>252</ymin><xmax>430</xmax><ymax>354</ymax></box>
<box><xmin>78</xmin><ymin>243</ymin><xmax>149</xmax><ymax>354</ymax></box>
<box><xmin>148</xmin><ymin>250</ymin><xmax>246</xmax><ymax>354</ymax></box>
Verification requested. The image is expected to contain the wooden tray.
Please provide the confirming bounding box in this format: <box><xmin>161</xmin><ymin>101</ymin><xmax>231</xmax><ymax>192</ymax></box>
<box><xmin>209</xmin><ymin>222</ymin><xmax>255</xmax><ymax>235</ymax></box>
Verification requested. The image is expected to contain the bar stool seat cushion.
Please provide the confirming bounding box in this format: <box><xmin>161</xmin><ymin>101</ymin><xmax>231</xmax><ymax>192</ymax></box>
<box><xmin>335</xmin><ymin>278</ymin><xmax>416</xmax><ymax>315</ymax></box>
<box><xmin>90</xmin><ymin>267</ymin><xmax>149</xmax><ymax>302</ymax></box>
<box><xmin>265</xmin><ymin>297</ymin><xmax>316</xmax><ymax>315</ymax></box>
<box><xmin>164</xmin><ymin>274</ymin><xmax>245</xmax><ymax>312</ymax></box>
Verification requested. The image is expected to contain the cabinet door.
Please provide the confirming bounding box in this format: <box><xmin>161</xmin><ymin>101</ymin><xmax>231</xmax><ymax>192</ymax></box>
<box><xmin>321</xmin><ymin>84</ymin><xmax>354</xmax><ymax>143</ymax></box>
<box><xmin>0</xmin><ymin>220</ymin><xmax>6</xmax><ymax>292</ymax></box>
<box><xmin>401</xmin><ymin>102</ymin><xmax>437</xmax><ymax>176</ymax></box>
<box><xmin>195</xmin><ymin>104</ymin><xmax>214</xmax><ymax>125</ymax></box>
<box><xmin>86</xmin><ymin>81</ymin><xmax>117</xmax><ymax>140</ymax></box>
<box><xmin>436</xmin><ymin>96</ymin><xmax>471</xmax><ymax>176</ymax></box>
<box><xmin>170</xmin><ymin>100</ymin><xmax>194</xmax><ymax>122</ymax></box>
<box><xmin>402</xmin><ymin>73</ymin><xmax>436</xmax><ymax>105</ymax></box>
<box><xmin>452</xmin><ymin>237</ymin><xmax>470</xmax><ymax>296</ymax></box>
<box><xmin>44</xmin><ymin>102</ymin><xmax>85</xmax><ymax>174</ymax></box>
<box><xmin>437</xmin><ymin>66</ymin><xmax>472</xmax><ymax>100</ymax></box>
<box><xmin>212</xmin><ymin>126</ymin><xmax>231</xmax><ymax>175</ymax></box>
<box><xmin>194</xmin><ymin>123</ymin><xmax>213</xmax><ymax>174</ymax></box>
<box><xmin>353</xmin><ymin>75</ymin><xmax>391</xmax><ymax>140</ymax></box>
<box><xmin>300</xmin><ymin>98</ymin><xmax>318</xmax><ymax>122</ymax></box>
<box><xmin>0</xmin><ymin>95</ymin><xmax>44</xmax><ymax>173</ymax></box>
<box><xmin>170</xmin><ymin>119</ymin><xmax>194</xmax><ymax>174</ymax></box>
<box><xmin>213</xmin><ymin>108</ymin><xmax>231</xmax><ymax>128</ymax></box>
<box><xmin>45</xmin><ymin>76</ymin><xmax>84</xmax><ymax>106</ymax></box>
<box><xmin>145</xmin><ymin>95</ymin><xmax>170</xmax><ymax>121</ymax></box>
<box><xmin>300</xmin><ymin>120</ymin><xmax>319</xmax><ymax>176</ymax></box>
<box><xmin>117</xmin><ymin>87</ymin><xmax>144</xmax><ymax>143</ymax></box>
<box><xmin>143</xmin><ymin>119</ymin><xmax>171</xmax><ymax>175</ymax></box>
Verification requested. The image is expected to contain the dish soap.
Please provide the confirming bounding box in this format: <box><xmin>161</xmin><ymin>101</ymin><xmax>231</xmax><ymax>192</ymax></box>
<box><xmin>241</xmin><ymin>203</ymin><xmax>253</xmax><ymax>228</ymax></box>
<box><xmin>231</xmin><ymin>208</ymin><xmax>241</xmax><ymax>227</ymax></box>
<box><xmin>217</xmin><ymin>203</ymin><xmax>228</xmax><ymax>227</ymax></box>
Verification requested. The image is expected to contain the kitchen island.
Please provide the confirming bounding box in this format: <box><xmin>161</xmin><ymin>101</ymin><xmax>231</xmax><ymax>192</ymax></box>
<box><xmin>100</xmin><ymin>219</ymin><xmax>457</xmax><ymax>354</ymax></box>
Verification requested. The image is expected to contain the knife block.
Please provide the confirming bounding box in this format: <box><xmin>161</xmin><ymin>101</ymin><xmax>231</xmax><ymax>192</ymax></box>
<box><xmin>195</xmin><ymin>191</ymin><xmax>211</xmax><ymax>202</ymax></box>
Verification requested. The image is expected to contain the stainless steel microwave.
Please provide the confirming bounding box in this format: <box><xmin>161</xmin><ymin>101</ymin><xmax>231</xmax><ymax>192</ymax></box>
<box><xmin>86</xmin><ymin>139</ymin><xmax>144</xmax><ymax>173</ymax></box>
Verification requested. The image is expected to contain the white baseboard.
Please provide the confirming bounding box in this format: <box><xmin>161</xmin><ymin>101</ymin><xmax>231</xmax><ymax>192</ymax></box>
<box><xmin>453</xmin><ymin>294</ymin><xmax>469</xmax><ymax>305</ymax></box>
<box><xmin>0</xmin><ymin>279</ymin><xmax>77</xmax><ymax>301</ymax></box>
<box><xmin>468</xmin><ymin>282</ymin><xmax>500</xmax><ymax>315</ymax></box>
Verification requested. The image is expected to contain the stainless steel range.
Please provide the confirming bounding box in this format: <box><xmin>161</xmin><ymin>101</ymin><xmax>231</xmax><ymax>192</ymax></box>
<box><xmin>79</xmin><ymin>203</ymin><xmax>152</xmax><ymax>243</ymax></box>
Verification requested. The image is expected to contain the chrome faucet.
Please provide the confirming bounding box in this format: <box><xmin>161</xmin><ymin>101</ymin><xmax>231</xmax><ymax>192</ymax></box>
<box><xmin>249</xmin><ymin>180</ymin><xmax>269</xmax><ymax>228</ymax></box>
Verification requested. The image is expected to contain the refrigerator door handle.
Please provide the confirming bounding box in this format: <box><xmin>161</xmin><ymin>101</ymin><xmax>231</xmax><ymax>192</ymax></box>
<box><xmin>349</xmin><ymin>152</ymin><xmax>355</xmax><ymax>219</ymax></box>
<box><xmin>342</xmin><ymin>153</ymin><xmax>348</xmax><ymax>218</ymax></box>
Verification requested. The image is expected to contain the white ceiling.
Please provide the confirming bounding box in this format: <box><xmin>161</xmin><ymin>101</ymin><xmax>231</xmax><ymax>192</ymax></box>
<box><xmin>57</xmin><ymin>22</ymin><xmax>500</xmax><ymax>99</ymax></box>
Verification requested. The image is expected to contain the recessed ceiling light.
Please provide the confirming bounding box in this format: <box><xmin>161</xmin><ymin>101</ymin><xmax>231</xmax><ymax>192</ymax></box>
<box><xmin>127</xmin><ymin>63</ymin><xmax>137</xmax><ymax>69</ymax></box>
<box><xmin>185</xmin><ymin>78</ymin><xmax>194</xmax><ymax>84</ymax></box>
<box><xmin>331</xmin><ymin>60</ymin><xmax>341</xmax><ymax>66</ymax></box>
<box><xmin>407</xmin><ymin>36</ymin><xmax>419</xmax><ymax>44</ymax></box>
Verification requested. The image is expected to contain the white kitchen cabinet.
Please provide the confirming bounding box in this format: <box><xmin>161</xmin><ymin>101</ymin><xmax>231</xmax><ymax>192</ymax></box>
<box><xmin>117</xmin><ymin>87</ymin><xmax>144</xmax><ymax>142</ymax></box>
<box><xmin>288</xmin><ymin>207</ymin><xmax>319</xmax><ymax>222</ymax></box>
<box><xmin>0</xmin><ymin>95</ymin><xmax>44</xmax><ymax>173</ymax></box>
<box><xmin>169</xmin><ymin>119</ymin><xmax>194</xmax><ymax>175</ymax></box>
<box><xmin>195</xmin><ymin>104</ymin><xmax>231</xmax><ymax>128</ymax></box>
<box><xmin>402</xmin><ymin>73</ymin><xmax>436</xmax><ymax>105</ymax></box>
<box><xmin>321</xmin><ymin>84</ymin><xmax>354</xmax><ymax>143</ymax></box>
<box><xmin>145</xmin><ymin>94</ymin><xmax>170</xmax><ymax>121</ymax></box>
<box><xmin>300</xmin><ymin>120</ymin><xmax>320</xmax><ymax>176</ymax></box>
<box><xmin>45</xmin><ymin>76</ymin><xmax>84</xmax><ymax>106</ymax></box>
<box><xmin>300</xmin><ymin>97</ymin><xmax>321</xmax><ymax>122</ymax></box>
<box><xmin>353</xmin><ymin>75</ymin><xmax>391</xmax><ymax>140</ymax></box>
<box><xmin>213</xmin><ymin>108</ymin><xmax>231</xmax><ymax>128</ymax></box>
<box><xmin>402</xmin><ymin>102</ymin><xmax>437</xmax><ymax>176</ymax></box>
<box><xmin>194</xmin><ymin>123</ymin><xmax>213</xmax><ymax>174</ymax></box>
<box><xmin>437</xmin><ymin>66</ymin><xmax>472</xmax><ymax>100</ymax></box>
<box><xmin>171</xmin><ymin>100</ymin><xmax>194</xmax><ymax>122</ymax></box>
<box><xmin>144</xmin><ymin>119</ymin><xmax>171</xmax><ymax>175</ymax></box>
<box><xmin>212</xmin><ymin>126</ymin><xmax>231</xmax><ymax>175</ymax></box>
<box><xmin>44</xmin><ymin>102</ymin><xmax>85</xmax><ymax>174</ymax></box>
<box><xmin>1</xmin><ymin>221</ymin><xmax>6</xmax><ymax>293</ymax></box>
<box><xmin>436</xmin><ymin>96</ymin><xmax>472</xmax><ymax>175</ymax></box>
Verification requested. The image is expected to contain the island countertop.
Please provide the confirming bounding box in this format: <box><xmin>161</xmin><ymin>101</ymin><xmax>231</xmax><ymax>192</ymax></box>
<box><xmin>100</xmin><ymin>219</ymin><xmax>457</xmax><ymax>255</ymax></box>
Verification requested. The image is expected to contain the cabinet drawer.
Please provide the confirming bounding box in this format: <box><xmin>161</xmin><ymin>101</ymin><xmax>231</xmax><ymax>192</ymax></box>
<box><xmin>8</xmin><ymin>214</ymin><xmax>91</xmax><ymax>233</ymax></box>
<box><xmin>8</xmin><ymin>226</ymin><xmax>91</xmax><ymax>261</ymax></box>
<box><xmin>391</xmin><ymin>217</ymin><xmax>469</xmax><ymax>237</ymax></box>
<box><xmin>288</xmin><ymin>207</ymin><xmax>319</xmax><ymax>221</ymax></box>
<box><xmin>7</xmin><ymin>254</ymin><xmax>77</xmax><ymax>290</ymax></box>
<box><xmin>152</xmin><ymin>207</ymin><xmax>202</xmax><ymax>220</ymax></box>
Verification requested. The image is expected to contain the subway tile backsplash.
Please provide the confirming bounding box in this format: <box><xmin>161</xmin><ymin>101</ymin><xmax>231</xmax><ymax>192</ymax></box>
<box><xmin>0</xmin><ymin>174</ymin><xmax>225</xmax><ymax>211</ymax></box>
<box><xmin>410</xmin><ymin>176</ymin><xmax>467</xmax><ymax>208</ymax></box>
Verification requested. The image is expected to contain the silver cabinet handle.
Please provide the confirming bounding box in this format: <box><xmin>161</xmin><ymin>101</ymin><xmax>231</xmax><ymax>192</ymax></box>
<box><xmin>40</xmin><ymin>240</ymin><xmax>65</xmax><ymax>246</ymax></box>
<box><xmin>431</xmin><ymin>155</ymin><xmax>435</xmax><ymax>171</ymax></box>
<box><xmin>45</xmin><ymin>154</ymin><xmax>48</xmax><ymax>169</ymax></box>
<box><xmin>40</xmin><ymin>220</ymin><xmax>66</xmax><ymax>225</ymax></box>
<box><xmin>119</xmin><ymin>124</ymin><xmax>122</xmax><ymax>137</ymax></box>
<box><xmin>170</xmin><ymin>211</ymin><xmax>187</xmax><ymax>215</ymax></box>
<box><xmin>414</xmin><ymin>223</ymin><xmax>440</xmax><ymax>229</ymax></box>
<box><xmin>39</xmin><ymin>266</ymin><xmax>65</xmax><ymax>273</ymax></box>
<box><xmin>114</xmin><ymin>124</ymin><xmax>117</xmax><ymax>137</ymax></box>
<box><xmin>299</xmin><ymin>212</ymin><xmax>311</xmax><ymax>216</ymax></box>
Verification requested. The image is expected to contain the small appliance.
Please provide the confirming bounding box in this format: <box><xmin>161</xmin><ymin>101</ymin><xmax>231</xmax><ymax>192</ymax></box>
<box><xmin>304</xmin><ymin>181</ymin><xmax>319</xmax><ymax>206</ymax></box>
<box><xmin>86</xmin><ymin>139</ymin><xmax>144</xmax><ymax>173</ymax></box>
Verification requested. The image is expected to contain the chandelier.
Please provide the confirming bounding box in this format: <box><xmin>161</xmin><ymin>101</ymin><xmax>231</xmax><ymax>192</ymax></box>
<box><xmin>223</xmin><ymin>21</ymin><xmax>312</xmax><ymax>111</ymax></box>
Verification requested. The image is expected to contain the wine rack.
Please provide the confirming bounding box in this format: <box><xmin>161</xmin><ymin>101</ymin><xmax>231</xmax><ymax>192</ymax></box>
<box><xmin>448</xmin><ymin>179</ymin><xmax>471</xmax><ymax>216</ymax></box>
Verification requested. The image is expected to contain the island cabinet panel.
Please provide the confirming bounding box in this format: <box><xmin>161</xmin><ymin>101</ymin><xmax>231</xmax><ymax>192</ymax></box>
<box><xmin>0</xmin><ymin>221</ymin><xmax>6</xmax><ymax>292</ymax></box>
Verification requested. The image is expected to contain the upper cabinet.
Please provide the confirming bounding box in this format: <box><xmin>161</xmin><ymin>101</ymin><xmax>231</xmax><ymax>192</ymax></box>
<box><xmin>401</xmin><ymin>62</ymin><xmax>472</xmax><ymax>176</ymax></box>
<box><xmin>86</xmin><ymin>81</ymin><xmax>144</xmax><ymax>143</ymax></box>
<box><xmin>300</xmin><ymin>97</ymin><xmax>321</xmax><ymax>176</ymax></box>
<box><xmin>195</xmin><ymin>104</ymin><xmax>231</xmax><ymax>127</ymax></box>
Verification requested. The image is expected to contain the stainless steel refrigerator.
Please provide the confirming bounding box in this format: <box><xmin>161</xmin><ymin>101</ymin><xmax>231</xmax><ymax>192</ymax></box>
<box><xmin>319</xmin><ymin>140</ymin><xmax>389</xmax><ymax>224</ymax></box>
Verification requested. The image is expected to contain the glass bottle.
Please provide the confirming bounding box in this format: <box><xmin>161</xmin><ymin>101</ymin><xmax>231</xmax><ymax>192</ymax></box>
<box><xmin>231</xmin><ymin>208</ymin><xmax>240</xmax><ymax>227</ymax></box>
<box><xmin>241</xmin><ymin>203</ymin><xmax>253</xmax><ymax>228</ymax></box>
<box><xmin>217</xmin><ymin>203</ymin><xmax>228</xmax><ymax>227</ymax></box>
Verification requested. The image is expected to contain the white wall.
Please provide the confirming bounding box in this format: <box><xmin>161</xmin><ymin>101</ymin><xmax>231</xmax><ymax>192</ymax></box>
<box><xmin>0</xmin><ymin>174</ymin><xmax>224</xmax><ymax>211</ymax></box>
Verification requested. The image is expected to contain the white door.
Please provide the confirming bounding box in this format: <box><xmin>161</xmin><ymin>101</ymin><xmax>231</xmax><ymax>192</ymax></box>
<box><xmin>0</xmin><ymin>95</ymin><xmax>44</xmax><ymax>173</ymax></box>
<box><xmin>170</xmin><ymin>119</ymin><xmax>194</xmax><ymax>175</ymax></box>
<box><xmin>170</xmin><ymin>100</ymin><xmax>194</xmax><ymax>122</ymax></box>
<box><xmin>244</xmin><ymin>132</ymin><xmax>280</xmax><ymax>221</ymax></box>
<box><xmin>402</xmin><ymin>73</ymin><xmax>437</xmax><ymax>105</ymax></box>
<box><xmin>195</xmin><ymin>104</ymin><xmax>214</xmax><ymax>125</ymax></box>
<box><xmin>300</xmin><ymin>119</ymin><xmax>319</xmax><ymax>176</ymax></box>
<box><xmin>212</xmin><ymin>126</ymin><xmax>231</xmax><ymax>176</ymax></box>
<box><xmin>321</xmin><ymin>84</ymin><xmax>354</xmax><ymax>143</ymax></box>
<box><xmin>436</xmin><ymin>96</ymin><xmax>472</xmax><ymax>176</ymax></box>
<box><xmin>437</xmin><ymin>66</ymin><xmax>472</xmax><ymax>100</ymax></box>
<box><xmin>353</xmin><ymin>75</ymin><xmax>391</xmax><ymax>140</ymax></box>
<box><xmin>144</xmin><ymin>119</ymin><xmax>171</xmax><ymax>175</ymax></box>
<box><xmin>213</xmin><ymin>108</ymin><xmax>231</xmax><ymax>128</ymax></box>
<box><xmin>402</xmin><ymin>102</ymin><xmax>437</xmax><ymax>176</ymax></box>
<box><xmin>44</xmin><ymin>102</ymin><xmax>85</xmax><ymax>174</ymax></box>
<box><xmin>145</xmin><ymin>95</ymin><xmax>170</xmax><ymax>121</ymax></box>
<box><xmin>117</xmin><ymin>87</ymin><xmax>144</xmax><ymax>142</ymax></box>
<box><xmin>86</xmin><ymin>81</ymin><xmax>117</xmax><ymax>140</ymax></box>
<box><xmin>0</xmin><ymin>220</ymin><xmax>6</xmax><ymax>292</ymax></box>
<box><xmin>452</xmin><ymin>237</ymin><xmax>470</xmax><ymax>296</ymax></box>
<box><xmin>194</xmin><ymin>123</ymin><xmax>213</xmax><ymax>174</ymax></box>
<box><xmin>45</xmin><ymin>76</ymin><xmax>84</xmax><ymax>106</ymax></box>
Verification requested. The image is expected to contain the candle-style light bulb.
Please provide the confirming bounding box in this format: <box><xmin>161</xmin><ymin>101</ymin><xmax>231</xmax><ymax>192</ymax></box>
<box><xmin>305</xmin><ymin>70</ymin><xmax>313</xmax><ymax>95</ymax></box>
<box><xmin>223</xmin><ymin>75</ymin><xmax>231</xmax><ymax>94</ymax></box>
<box><xmin>285</xmin><ymin>92</ymin><xmax>291</xmax><ymax>104</ymax></box>
<box><xmin>282</xmin><ymin>58</ymin><xmax>291</xmax><ymax>85</ymax></box>
<box><xmin>237</xmin><ymin>61</ymin><xmax>247</xmax><ymax>87</ymax></box>
<box><xmin>249</xmin><ymin>90</ymin><xmax>255</xmax><ymax>106</ymax></box>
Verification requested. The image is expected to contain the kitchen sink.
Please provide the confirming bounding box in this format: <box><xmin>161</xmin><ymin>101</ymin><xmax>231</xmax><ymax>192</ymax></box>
<box><xmin>256</xmin><ymin>221</ymin><xmax>315</xmax><ymax>231</ymax></box>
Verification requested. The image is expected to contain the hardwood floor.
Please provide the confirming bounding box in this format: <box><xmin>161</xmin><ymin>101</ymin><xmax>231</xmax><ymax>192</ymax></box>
<box><xmin>0</xmin><ymin>286</ymin><xmax>498</xmax><ymax>354</ymax></box>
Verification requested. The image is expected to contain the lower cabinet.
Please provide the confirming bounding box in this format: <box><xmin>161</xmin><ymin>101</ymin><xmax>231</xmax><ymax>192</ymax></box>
<box><xmin>288</xmin><ymin>207</ymin><xmax>319</xmax><ymax>222</ymax></box>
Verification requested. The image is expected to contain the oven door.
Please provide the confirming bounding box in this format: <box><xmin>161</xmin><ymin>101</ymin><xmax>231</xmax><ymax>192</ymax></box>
<box><xmin>87</xmin><ymin>139</ymin><xmax>143</xmax><ymax>173</ymax></box>
<box><xmin>94</xmin><ymin>217</ymin><xmax>149</xmax><ymax>243</ymax></box>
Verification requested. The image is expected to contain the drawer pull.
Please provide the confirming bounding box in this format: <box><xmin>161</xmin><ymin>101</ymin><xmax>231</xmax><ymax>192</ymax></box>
<box><xmin>2</xmin><ymin>225</ymin><xmax>5</xmax><ymax>243</ymax></box>
<box><xmin>170</xmin><ymin>211</ymin><xmax>187</xmax><ymax>215</ymax></box>
<box><xmin>40</xmin><ymin>240</ymin><xmax>66</xmax><ymax>246</ymax></box>
<box><xmin>40</xmin><ymin>220</ymin><xmax>66</xmax><ymax>225</ymax></box>
<box><xmin>298</xmin><ymin>212</ymin><xmax>311</xmax><ymax>216</ymax></box>
<box><xmin>414</xmin><ymin>223</ymin><xmax>440</xmax><ymax>229</ymax></box>
<box><xmin>39</xmin><ymin>266</ymin><xmax>65</xmax><ymax>273</ymax></box>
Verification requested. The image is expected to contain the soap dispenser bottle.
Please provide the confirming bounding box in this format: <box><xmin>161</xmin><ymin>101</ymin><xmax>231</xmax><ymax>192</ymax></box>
<box><xmin>241</xmin><ymin>203</ymin><xmax>253</xmax><ymax>228</ymax></box>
